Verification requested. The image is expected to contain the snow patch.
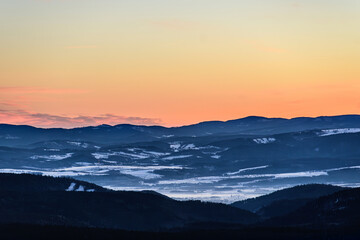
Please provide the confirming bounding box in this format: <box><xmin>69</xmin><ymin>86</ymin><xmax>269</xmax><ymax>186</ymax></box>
<box><xmin>0</xmin><ymin>169</ymin><xmax>92</xmax><ymax>177</ymax></box>
<box><xmin>159</xmin><ymin>135</ymin><xmax>174</xmax><ymax>138</ymax></box>
<box><xmin>128</xmin><ymin>148</ymin><xmax>170</xmax><ymax>157</ymax></box>
<box><xmin>227</xmin><ymin>165</ymin><xmax>269</xmax><ymax>175</ymax></box>
<box><xmin>143</xmin><ymin>150</ymin><xmax>170</xmax><ymax>157</ymax></box>
<box><xmin>253</xmin><ymin>138</ymin><xmax>276</xmax><ymax>144</ymax></box>
<box><xmin>66</xmin><ymin>182</ymin><xmax>76</xmax><ymax>191</ymax></box>
<box><xmin>162</xmin><ymin>155</ymin><xmax>192</xmax><ymax>160</ymax></box>
<box><xmin>319</xmin><ymin>128</ymin><xmax>360</xmax><ymax>136</ymax></box>
<box><xmin>75</xmin><ymin>185</ymin><xmax>85</xmax><ymax>192</ymax></box>
<box><xmin>92</xmin><ymin>152</ymin><xmax>112</xmax><ymax>159</ymax></box>
<box><xmin>67</xmin><ymin>141</ymin><xmax>89</xmax><ymax>148</ymax></box>
<box><xmin>0</xmin><ymin>165</ymin><xmax>184</xmax><ymax>179</ymax></box>
<box><xmin>92</xmin><ymin>151</ymin><xmax>149</xmax><ymax>160</ymax></box>
<box><xmin>44</xmin><ymin>149</ymin><xmax>60</xmax><ymax>152</ymax></box>
<box><xmin>92</xmin><ymin>150</ymin><xmax>168</xmax><ymax>160</ymax></box>
<box><xmin>120</xmin><ymin>169</ymin><xmax>161</xmax><ymax>179</ymax></box>
<box><xmin>158</xmin><ymin>169</ymin><xmax>329</xmax><ymax>185</ymax></box>
<box><xmin>170</xmin><ymin>143</ymin><xmax>181</xmax><ymax>152</ymax></box>
<box><xmin>182</xmin><ymin>144</ymin><xmax>199</xmax><ymax>150</ymax></box>
<box><xmin>102</xmin><ymin>160</ymin><xmax>118</xmax><ymax>164</ymax></box>
<box><xmin>30</xmin><ymin>153</ymin><xmax>73</xmax><ymax>161</ymax></box>
<box><xmin>169</xmin><ymin>142</ymin><xmax>213</xmax><ymax>152</ymax></box>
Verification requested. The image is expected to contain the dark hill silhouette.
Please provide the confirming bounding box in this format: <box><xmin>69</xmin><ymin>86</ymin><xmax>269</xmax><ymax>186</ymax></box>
<box><xmin>267</xmin><ymin>187</ymin><xmax>360</xmax><ymax>227</ymax></box>
<box><xmin>232</xmin><ymin>184</ymin><xmax>346</xmax><ymax>218</ymax></box>
<box><xmin>0</xmin><ymin>173</ymin><xmax>107</xmax><ymax>192</ymax></box>
<box><xmin>0</xmin><ymin>173</ymin><xmax>258</xmax><ymax>231</ymax></box>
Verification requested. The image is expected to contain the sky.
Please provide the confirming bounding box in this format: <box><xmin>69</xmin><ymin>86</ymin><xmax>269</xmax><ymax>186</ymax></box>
<box><xmin>0</xmin><ymin>0</ymin><xmax>359</xmax><ymax>128</ymax></box>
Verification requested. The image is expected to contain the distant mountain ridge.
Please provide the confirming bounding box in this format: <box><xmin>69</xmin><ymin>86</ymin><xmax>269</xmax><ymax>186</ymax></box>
<box><xmin>1</xmin><ymin>114</ymin><xmax>360</xmax><ymax>146</ymax></box>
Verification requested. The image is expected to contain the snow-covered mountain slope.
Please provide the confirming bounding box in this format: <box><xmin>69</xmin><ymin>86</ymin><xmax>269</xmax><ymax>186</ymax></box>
<box><xmin>1</xmin><ymin>115</ymin><xmax>360</xmax><ymax>203</ymax></box>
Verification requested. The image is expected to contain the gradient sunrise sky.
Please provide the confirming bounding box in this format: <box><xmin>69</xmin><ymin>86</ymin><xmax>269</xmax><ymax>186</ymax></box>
<box><xmin>0</xmin><ymin>0</ymin><xmax>359</xmax><ymax>128</ymax></box>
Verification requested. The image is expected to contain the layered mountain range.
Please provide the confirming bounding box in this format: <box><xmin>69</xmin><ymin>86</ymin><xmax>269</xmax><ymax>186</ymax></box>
<box><xmin>1</xmin><ymin>115</ymin><xmax>360</xmax><ymax>202</ymax></box>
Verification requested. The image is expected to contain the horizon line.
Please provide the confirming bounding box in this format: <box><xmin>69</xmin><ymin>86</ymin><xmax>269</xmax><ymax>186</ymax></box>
<box><xmin>1</xmin><ymin>114</ymin><xmax>359</xmax><ymax>130</ymax></box>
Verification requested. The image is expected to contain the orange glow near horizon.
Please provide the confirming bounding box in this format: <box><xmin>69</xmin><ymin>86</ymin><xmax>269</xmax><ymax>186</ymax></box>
<box><xmin>0</xmin><ymin>1</ymin><xmax>359</xmax><ymax>128</ymax></box>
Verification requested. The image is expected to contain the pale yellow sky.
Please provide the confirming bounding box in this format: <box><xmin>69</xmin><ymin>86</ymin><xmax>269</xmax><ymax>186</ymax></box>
<box><xmin>0</xmin><ymin>0</ymin><xmax>359</xmax><ymax>127</ymax></box>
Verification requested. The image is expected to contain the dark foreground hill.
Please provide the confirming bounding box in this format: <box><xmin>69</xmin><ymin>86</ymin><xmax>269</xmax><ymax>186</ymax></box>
<box><xmin>0</xmin><ymin>173</ymin><xmax>258</xmax><ymax>231</ymax></box>
<box><xmin>268</xmin><ymin>187</ymin><xmax>360</xmax><ymax>227</ymax></box>
<box><xmin>0</xmin><ymin>173</ymin><xmax>108</xmax><ymax>192</ymax></box>
<box><xmin>2</xmin><ymin>174</ymin><xmax>360</xmax><ymax>239</ymax></box>
<box><xmin>231</xmin><ymin>184</ymin><xmax>346</xmax><ymax>218</ymax></box>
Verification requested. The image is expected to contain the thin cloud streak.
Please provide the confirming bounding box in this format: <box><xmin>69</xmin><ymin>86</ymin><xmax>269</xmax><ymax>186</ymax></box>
<box><xmin>0</xmin><ymin>88</ymin><xmax>162</xmax><ymax>128</ymax></box>
<box><xmin>0</xmin><ymin>108</ymin><xmax>162</xmax><ymax>128</ymax></box>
